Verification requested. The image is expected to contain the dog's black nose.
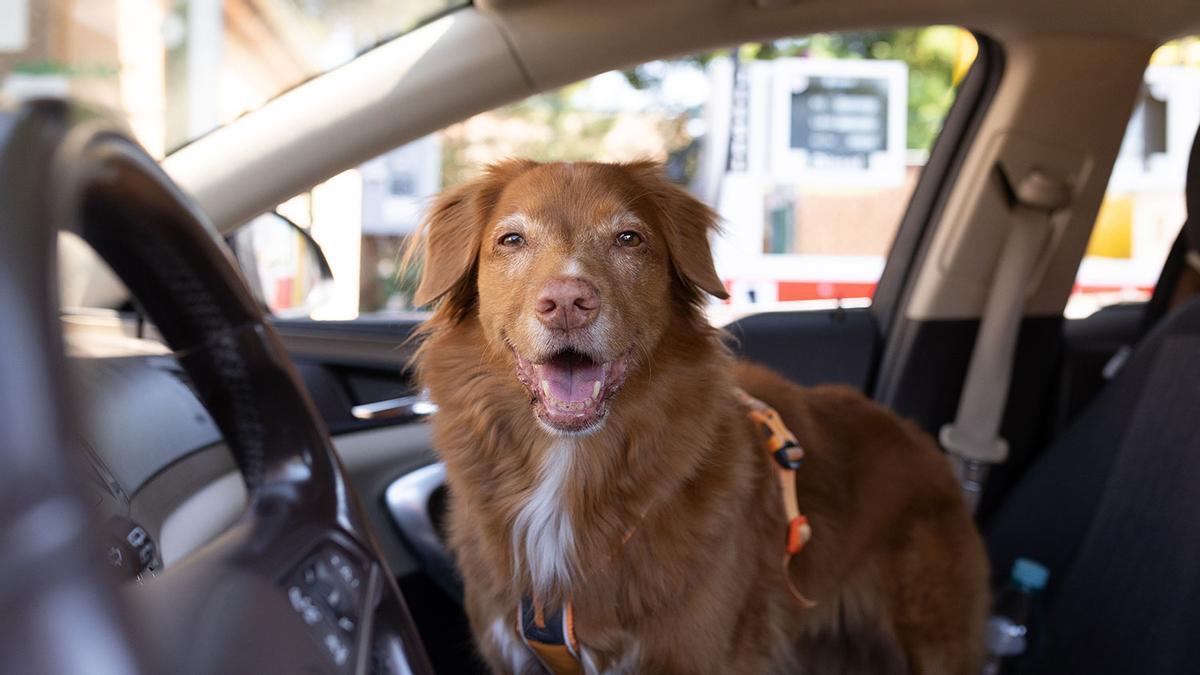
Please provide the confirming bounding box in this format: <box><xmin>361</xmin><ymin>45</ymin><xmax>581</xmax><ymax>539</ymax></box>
<box><xmin>536</xmin><ymin>277</ymin><xmax>599</xmax><ymax>331</ymax></box>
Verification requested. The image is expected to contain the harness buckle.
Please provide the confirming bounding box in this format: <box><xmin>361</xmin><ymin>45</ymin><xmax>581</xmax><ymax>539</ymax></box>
<box><xmin>772</xmin><ymin>441</ymin><xmax>805</xmax><ymax>470</ymax></box>
<box><xmin>518</xmin><ymin>596</ymin><xmax>582</xmax><ymax>675</ymax></box>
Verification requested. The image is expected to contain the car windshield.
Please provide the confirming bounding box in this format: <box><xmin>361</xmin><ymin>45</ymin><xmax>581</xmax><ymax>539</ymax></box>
<box><xmin>0</xmin><ymin>0</ymin><xmax>468</xmax><ymax>156</ymax></box>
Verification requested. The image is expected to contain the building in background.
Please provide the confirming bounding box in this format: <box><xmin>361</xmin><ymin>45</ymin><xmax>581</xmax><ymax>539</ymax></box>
<box><xmin>1071</xmin><ymin>62</ymin><xmax>1200</xmax><ymax>316</ymax></box>
<box><xmin>705</xmin><ymin>56</ymin><xmax>913</xmax><ymax>305</ymax></box>
<box><xmin>358</xmin><ymin>136</ymin><xmax>442</xmax><ymax>313</ymax></box>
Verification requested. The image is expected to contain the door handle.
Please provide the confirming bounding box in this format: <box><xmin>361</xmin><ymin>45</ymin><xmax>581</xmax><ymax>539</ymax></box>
<box><xmin>350</xmin><ymin>394</ymin><xmax>437</xmax><ymax>422</ymax></box>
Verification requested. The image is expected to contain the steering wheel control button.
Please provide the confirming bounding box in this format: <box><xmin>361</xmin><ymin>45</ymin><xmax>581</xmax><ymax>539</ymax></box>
<box><xmin>324</xmin><ymin>632</ymin><xmax>350</xmax><ymax>666</ymax></box>
<box><xmin>328</xmin><ymin>551</ymin><xmax>363</xmax><ymax>591</ymax></box>
<box><xmin>284</xmin><ymin>543</ymin><xmax>370</xmax><ymax>671</ymax></box>
<box><xmin>324</xmin><ymin>586</ymin><xmax>344</xmax><ymax>612</ymax></box>
<box><xmin>312</xmin><ymin>578</ymin><xmax>350</xmax><ymax>617</ymax></box>
<box><xmin>103</xmin><ymin>516</ymin><xmax>160</xmax><ymax>581</ymax></box>
<box><xmin>288</xmin><ymin>586</ymin><xmax>324</xmax><ymax>626</ymax></box>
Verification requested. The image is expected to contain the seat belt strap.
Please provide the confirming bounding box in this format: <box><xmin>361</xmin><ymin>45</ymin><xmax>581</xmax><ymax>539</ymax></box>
<box><xmin>940</xmin><ymin>168</ymin><xmax>1071</xmax><ymax>512</ymax></box>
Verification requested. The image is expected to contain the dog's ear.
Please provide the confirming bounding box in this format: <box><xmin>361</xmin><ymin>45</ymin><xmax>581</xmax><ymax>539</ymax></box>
<box><xmin>408</xmin><ymin>159</ymin><xmax>537</xmax><ymax>309</ymax></box>
<box><xmin>623</xmin><ymin>161</ymin><xmax>729</xmax><ymax>301</ymax></box>
<box><xmin>409</xmin><ymin>183</ymin><xmax>480</xmax><ymax>309</ymax></box>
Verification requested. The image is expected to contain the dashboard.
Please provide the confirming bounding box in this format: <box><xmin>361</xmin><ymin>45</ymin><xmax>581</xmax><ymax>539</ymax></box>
<box><xmin>63</xmin><ymin>312</ymin><xmax>445</xmax><ymax>583</ymax></box>
<box><xmin>67</xmin><ymin>323</ymin><xmax>247</xmax><ymax>580</ymax></box>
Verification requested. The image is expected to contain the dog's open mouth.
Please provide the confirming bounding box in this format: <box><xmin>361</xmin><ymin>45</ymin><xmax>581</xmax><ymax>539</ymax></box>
<box><xmin>514</xmin><ymin>348</ymin><xmax>629</xmax><ymax>433</ymax></box>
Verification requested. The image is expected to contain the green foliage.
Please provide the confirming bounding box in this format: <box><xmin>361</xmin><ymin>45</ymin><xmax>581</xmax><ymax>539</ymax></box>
<box><xmin>12</xmin><ymin>60</ymin><xmax>118</xmax><ymax>78</ymax></box>
<box><xmin>439</xmin><ymin>80</ymin><xmax>697</xmax><ymax>187</ymax></box>
<box><xmin>440</xmin><ymin>85</ymin><xmax>623</xmax><ymax>186</ymax></box>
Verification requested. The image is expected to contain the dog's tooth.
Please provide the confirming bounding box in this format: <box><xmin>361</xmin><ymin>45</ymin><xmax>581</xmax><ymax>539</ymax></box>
<box><xmin>592</xmin><ymin>381</ymin><xmax>601</xmax><ymax>398</ymax></box>
<box><xmin>541</xmin><ymin>380</ymin><xmax>551</xmax><ymax>399</ymax></box>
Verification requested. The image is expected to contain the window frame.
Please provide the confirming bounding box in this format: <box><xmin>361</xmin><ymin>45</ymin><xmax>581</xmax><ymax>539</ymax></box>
<box><xmin>871</xmin><ymin>32</ymin><xmax>1006</xmax><ymax>396</ymax></box>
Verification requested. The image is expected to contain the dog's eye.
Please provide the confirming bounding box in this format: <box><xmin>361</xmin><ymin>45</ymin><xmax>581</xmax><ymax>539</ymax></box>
<box><xmin>499</xmin><ymin>233</ymin><xmax>525</xmax><ymax>247</ymax></box>
<box><xmin>615</xmin><ymin>231</ymin><xmax>643</xmax><ymax>247</ymax></box>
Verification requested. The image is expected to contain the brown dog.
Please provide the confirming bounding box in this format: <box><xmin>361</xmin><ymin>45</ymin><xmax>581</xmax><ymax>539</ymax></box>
<box><xmin>409</xmin><ymin>159</ymin><xmax>988</xmax><ymax>674</ymax></box>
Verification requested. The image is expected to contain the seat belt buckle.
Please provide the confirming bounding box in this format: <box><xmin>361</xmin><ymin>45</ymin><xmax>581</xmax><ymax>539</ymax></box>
<box><xmin>939</xmin><ymin>424</ymin><xmax>1009</xmax><ymax>512</ymax></box>
<box><xmin>939</xmin><ymin>424</ymin><xmax>1009</xmax><ymax>465</ymax></box>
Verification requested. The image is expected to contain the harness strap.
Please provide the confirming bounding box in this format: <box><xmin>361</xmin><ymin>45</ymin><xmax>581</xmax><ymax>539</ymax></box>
<box><xmin>734</xmin><ymin>388</ymin><xmax>816</xmax><ymax>607</ymax></box>
<box><xmin>517</xmin><ymin>595</ymin><xmax>582</xmax><ymax>675</ymax></box>
<box><xmin>516</xmin><ymin>388</ymin><xmax>815</xmax><ymax>673</ymax></box>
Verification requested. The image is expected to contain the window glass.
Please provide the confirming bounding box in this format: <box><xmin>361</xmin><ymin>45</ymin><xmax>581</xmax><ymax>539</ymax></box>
<box><xmin>256</xmin><ymin>28</ymin><xmax>978</xmax><ymax>320</ymax></box>
<box><xmin>1068</xmin><ymin>37</ymin><xmax>1200</xmax><ymax>319</ymax></box>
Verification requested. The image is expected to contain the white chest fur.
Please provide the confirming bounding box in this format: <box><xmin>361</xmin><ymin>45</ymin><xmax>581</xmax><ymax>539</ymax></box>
<box><xmin>511</xmin><ymin>441</ymin><xmax>576</xmax><ymax>595</ymax></box>
<box><xmin>488</xmin><ymin>617</ymin><xmax>533</xmax><ymax>673</ymax></box>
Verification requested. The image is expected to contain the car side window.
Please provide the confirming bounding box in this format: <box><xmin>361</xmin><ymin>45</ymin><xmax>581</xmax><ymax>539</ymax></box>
<box><xmin>1068</xmin><ymin>36</ymin><xmax>1200</xmax><ymax>319</ymax></box>
<box><xmin>260</xmin><ymin>28</ymin><xmax>977</xmax><ymax>320</ymax></box>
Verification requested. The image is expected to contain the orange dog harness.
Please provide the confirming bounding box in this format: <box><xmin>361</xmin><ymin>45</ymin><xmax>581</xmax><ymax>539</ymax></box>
<box><xmin>733</xmin><ymin>387</ymin><xmax>816</xmax><ymax>607</ymax></box>
<box><xmin>516</xmin><ymin>389</ymin><xmax>813</xmax><ymax>673</ymax></box>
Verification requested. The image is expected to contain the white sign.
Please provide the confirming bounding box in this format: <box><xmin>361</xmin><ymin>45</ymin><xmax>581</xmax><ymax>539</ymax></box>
<box><xmin>770</xmin><ymin>58</ymin><xmax>907</xmax><ymax>187</ymax></box>
<box><xmin>0</xmin><ymin>0</ymin><xmax>29</xmax><ymax>53</ymax></box>
<box><xmin>361</xmin><ymin>135</ymin><xmax>442</xmax><ymax>236</ymax></box>
<box><xmin>1108</xmin><ymin>66</ymin><xmax>1200</xmax><ymax>193</ymax></box>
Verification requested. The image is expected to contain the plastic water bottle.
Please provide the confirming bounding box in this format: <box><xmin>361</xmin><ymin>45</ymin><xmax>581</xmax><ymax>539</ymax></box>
<box><xmin>982</xmin><ymin>557</ymin><xmax>1049</xmax><ymax>675</ymax></box>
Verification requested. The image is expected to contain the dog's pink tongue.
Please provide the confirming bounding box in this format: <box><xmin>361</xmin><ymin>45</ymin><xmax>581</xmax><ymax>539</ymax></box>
<box><xmin>539</xmin><ymin>355</ymin><xmax>604</xmax><ymax>403</ymax></box>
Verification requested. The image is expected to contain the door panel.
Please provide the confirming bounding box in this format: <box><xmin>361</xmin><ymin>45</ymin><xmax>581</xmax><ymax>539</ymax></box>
<box><xmin>269</xmin><ymin>317</ymin><xmax>436</xmax><ymax>569</ymax></box>
<box><xmin>273</xmin><ymin>318</ymin><xmax>423</xmax><ymax>434</ymax></box>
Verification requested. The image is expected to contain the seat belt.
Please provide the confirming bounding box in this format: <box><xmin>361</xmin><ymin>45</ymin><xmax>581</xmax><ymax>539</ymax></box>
<box><xmin>940</xmin><ymin>166</ymin><xmax>1072</xmax><ymax>512</ymax></box>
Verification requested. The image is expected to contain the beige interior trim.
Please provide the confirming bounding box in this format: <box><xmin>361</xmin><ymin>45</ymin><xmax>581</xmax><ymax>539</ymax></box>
<box><xmin>906</xmin><ymin>36</ymin><xmax>1155</xmax><ymax>320</ymax></box>
<box><xmin>481</xmin><ymin>0</ymin><xmax>1197</xmax><ymax>95</ymax></box>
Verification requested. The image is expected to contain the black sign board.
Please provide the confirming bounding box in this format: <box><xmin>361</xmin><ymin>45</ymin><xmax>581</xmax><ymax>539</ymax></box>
<box><xmin>790</xmin><ymin>76</ymin><xmax>890</xmax><ymax>170</ymax></box>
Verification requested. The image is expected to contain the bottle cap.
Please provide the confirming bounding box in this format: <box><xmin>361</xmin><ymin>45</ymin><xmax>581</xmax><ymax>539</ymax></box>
<box><xmin>1012</xmin><ymin>557</ymin><xmax>1049</xmax><ymax>590</ymax></box>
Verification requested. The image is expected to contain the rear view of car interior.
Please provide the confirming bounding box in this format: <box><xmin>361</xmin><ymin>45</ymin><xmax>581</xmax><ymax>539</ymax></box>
<box><xmin>3</xmin><ymin>0</ymin><xmax>1200</xmax><ymax>673</ymax></box>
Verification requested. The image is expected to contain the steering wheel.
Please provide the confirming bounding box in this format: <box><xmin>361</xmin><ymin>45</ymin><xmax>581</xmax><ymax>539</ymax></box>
<box><xmin>0</xmin><ymin>101</ymin><xmax>434</xmax><ymax>674</ymax></box>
